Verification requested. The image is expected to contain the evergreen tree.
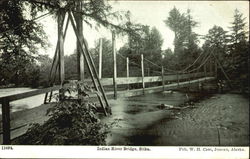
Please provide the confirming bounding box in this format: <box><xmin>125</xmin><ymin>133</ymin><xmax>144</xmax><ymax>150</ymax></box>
<box><xmin>164</xmin><ymin>7</ymin><xmax>185</xmax><ymax>55</ymax></box>
<box><xmin>229</xmin><ymin>9</ymin><xmax>248</xmax><ymax>46</ymax></box>
<box><xmin>162</xmin><ymin>48</ymin><xmax>178</xmax><ymax>72</ymax></box>
<box><xmin>144</xmin><ymin>27</ymin><xmax>163</xmax><ymax>64</ymax></box>
<box><xmin>164</xmin><ymin>8</ymin><xmax>200</xmax><ymax>69</ymax></box>
<box><xmin>203</xmin><ymin>25</ymin><xmax>228</xmax><ymax>63</ymax></box>
<box><xmin>227</xmin><ymin>9</ymin><xmax>249</xmax><ymax>89</ymax></box>
<box><xmin>119</xmin><ymin>26</ymin><xmax>164</xmax><ymax>75</ymax></box>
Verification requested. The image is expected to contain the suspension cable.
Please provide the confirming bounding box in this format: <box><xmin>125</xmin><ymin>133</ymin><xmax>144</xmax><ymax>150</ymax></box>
<box><xmin>117</xmin><ymin>53</ymin><xmax>141</xmax><ymax>68</ymax></box>
<box><xmin>181</xmin><ymin>51</ymin><xmax>206</xmax><ymax>72</ymax></box>
<box><xmin>186</xmin><ymin>53</ymin><xmax>211</xmax><ymax>73</ymax></box>
<box><xmin>144</xmin><ymin>58</ymin><xmax>161</xmax><ymax>69</ymax></box>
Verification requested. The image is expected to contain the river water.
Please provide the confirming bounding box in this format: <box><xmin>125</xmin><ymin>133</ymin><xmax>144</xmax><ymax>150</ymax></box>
<box><xmin>103</xmin><ymin>91</ymin><xmax>207</xmax><ymax>145</ymax></box>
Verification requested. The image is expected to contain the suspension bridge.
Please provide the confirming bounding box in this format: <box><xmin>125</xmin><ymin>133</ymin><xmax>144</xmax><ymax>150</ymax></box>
<box><xmin>0</xmin><ymin>9</ymin><xmax>222</xmax><ymax>145</ymax></box>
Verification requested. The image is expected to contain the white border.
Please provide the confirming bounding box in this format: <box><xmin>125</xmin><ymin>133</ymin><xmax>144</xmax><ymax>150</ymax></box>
<box><xmin>0</xmin><ymin>146</ymin><xmax>249</xmax><ymax>158</ymax></box>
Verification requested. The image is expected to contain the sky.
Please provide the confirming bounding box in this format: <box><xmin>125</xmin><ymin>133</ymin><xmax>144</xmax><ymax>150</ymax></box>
<box><xmin>38</xmin><ymin>1</ymin><xmax>249</xmax><ymax>58</ymax></box>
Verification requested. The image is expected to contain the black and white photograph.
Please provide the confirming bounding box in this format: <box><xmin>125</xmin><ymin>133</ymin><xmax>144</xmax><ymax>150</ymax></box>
<box><xmin>0</xmin><ymin>0</ymin><xmax>249</xmax><ymax>158</ymax></box>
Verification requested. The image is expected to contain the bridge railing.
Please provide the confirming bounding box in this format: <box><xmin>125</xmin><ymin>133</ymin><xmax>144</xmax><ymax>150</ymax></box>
<box><xmin>0</xmin><ymin>86</ymin><xmax>62</xmax><ymax>144</ymax></box>
<box><xmin>85</xmin><ymin>72</ymin><xmax>210</xmax><ymax>86</ymax></box>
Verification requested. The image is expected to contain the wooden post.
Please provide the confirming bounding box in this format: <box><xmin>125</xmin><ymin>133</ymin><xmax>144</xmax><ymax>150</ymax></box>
<box><xmin>49</xmin><ymin>15</ymin><xmax>69</xmax><ymax>84</ymax></box>
<box><xmin>204</xmin><ymin>63</ymin><xmax>207</xmax><ymax>77</ymax></box>
<box><xmin>187</xmin><ymin>71</ymin><xmax>190</xmax><ymax>84</ymax></box>
<box><xmin>69</xmin><ymin>12</ymin><xmax>109</xmax><ymax>115</ymax></box>
<box><xmin>177</xmin><ymin>71</ymin><xmax>180</xmax><ymax>87</ymax></box>
<box><xmin>2</xmin><ymin>99</ymin><xmax>11</xmax><ymax>144</ymax></box>
<box><xmin>98</xmin><ymin>38</ymin><xmax>103</xmax><ymax>79</ymax></box>
<box><xmin>44</xmin><ymin>93</ymin><xmax>48</xmax><ymax>104</ymax></box>
<box><xmin>58</xmin><ymin>11</ymin><xmax>65</xmax><ymax>84</ymax></box>
<box><xmin>58</xmin><ymin>10</ymin><xmax>65</xmax><ymax>100</ymax></box>
<box><xmin>44</xmin><ymin>16</ymin><xmax>69</xmax><ymax>104</ymax></box>
<box><xmin>197</xmin><ymin>66</ymin><xmax>199</xmax><ymax>78</ymax></box>
<box><xmin>141</xmin><ymin>54</ymin><xmax>145</xmax><ymax>94</ymax></box>
<box><xmin>197</xmin><ymin>68</ymin><xmax>200</xmax><ymax>82</ymax></box>
<box><xmin>161</xmin><ymin>66</ymin><xmax>165</xmax><ymax>91</ymax></box>
<box><xmin>76</xmin><ymin>0</ymin><xmax>84</xmax><ymax>81</ymax></box>
<box><xmin>211</xmin><ymin>52</ymin><xmax>232</xmax><ymax>88</ymax></box>
<box><xmin>186</xmin><ymin>65</ymin><xmax>191</xmax><ymax>87</ymax></box>
<box><xmin>126</xmin><ymin>57</ymin><xmax>129</xmax><ymax>90</ymax></box>
<box><xmin>209</xmin><ymin>57</ymin><xmax>212</xmax><ymax>75</ymax></box>
<box><xmin>112</xmin><ymin>32</ymin><xmax>117</xmax><ymax>99</ymax></box>
<box><xmin>215</xmin><ymin>58</ymin><xmax>218</xmax><ymax>78</ymax></box>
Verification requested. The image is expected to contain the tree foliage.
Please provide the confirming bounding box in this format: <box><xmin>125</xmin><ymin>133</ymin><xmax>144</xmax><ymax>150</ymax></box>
<box><xmin>119</xmin><ymin>26</ymin><xmax>164</xmax><ymax>75</ymax></box>
<box><xmin>229</xmin><ymin>9</ymin><xmax>248</xmax><ymax>45</ymax></box>
<box><xmin>0</xmin><ymin>0</ymin><xmax>48</xmax><ymax>86</ymax></box>
<box><xmin>162</xmin><ymin>48</ymin><xmax>178</xmax><ymax>71</ymax></box>
<box><xmin>226</xmin><ymin>9</ymin><xmax>249</xmax><ymax>88</ymax></box>
<box><xmin>202</xmin><ymin>9</ymin><xmax>249</xmax><ymax>90</ymax></box>
<box><xmin>164</xmin><ymin>8</ymin><xmax>200</xmax><ymax>69</ymax></box>
<box><xmin>90</xmin><ymin>38</ymin><xmax>114</xmax><ymax>78</ymax></box>
<box><xmin>144</xmin><ymin>27</ymin><xmax>163</xmax><ymax>62</ymax></box>
<box><xmin>164</xmin><ymin>7</ymin><xmax>184</xmax><ymax>52</ymax></box>
<box><xmin>203</xmin><ymin>25</ymin><xmax>228</xmax><ymax>62</ymax></box>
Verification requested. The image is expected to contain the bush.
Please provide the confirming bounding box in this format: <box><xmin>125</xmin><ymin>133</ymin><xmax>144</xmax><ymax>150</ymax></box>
<box><xmin>13</xmin><ymin>82</ymin><xmax>111</xmax><ymax>145</ymax></box>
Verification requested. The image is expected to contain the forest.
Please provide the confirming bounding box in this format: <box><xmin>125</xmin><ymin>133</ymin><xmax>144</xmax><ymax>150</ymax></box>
<box><xmin>0</xmin><ymin>0</ymin><xmax>249</xmax><ymax>92</ymax></box>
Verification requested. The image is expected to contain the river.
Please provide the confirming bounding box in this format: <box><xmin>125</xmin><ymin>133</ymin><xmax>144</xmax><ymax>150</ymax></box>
<box><xmin>104</xmin><ymin>91</ymin><xmax>210</xmax><ymax>145</ymax></box>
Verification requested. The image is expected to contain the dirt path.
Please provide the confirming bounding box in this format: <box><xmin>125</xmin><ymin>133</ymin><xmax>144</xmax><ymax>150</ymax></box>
<box><xmin>146</xmin><ymin>93</ymin><xmax>249</xmax><ymax>146</ymax></box>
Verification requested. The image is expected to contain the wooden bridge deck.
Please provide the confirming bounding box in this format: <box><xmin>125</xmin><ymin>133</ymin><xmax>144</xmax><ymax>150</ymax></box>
<box><xmin>84</xmin><ymin>76</ymin><xmax>215</xmax><ymax>99</ymax></box>
<box><xmin>105</xmin><ymin>76</ymin><xmax>215</xmax><ymax>98</ymax></box>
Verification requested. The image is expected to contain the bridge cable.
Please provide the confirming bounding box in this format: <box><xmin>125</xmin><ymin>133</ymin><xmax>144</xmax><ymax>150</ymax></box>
<box><xmin>117</xmin><ymin>49</ymin><xmax>210</xmax><ymax>79</ymax></box>
<box><xmin>144</xmin><ymin>58</ymin><xmax>161</xmax><ymax>69</ymax></box>
<box><xmin>143</xmin><ymin>57</ymin><xmax>162</xmax><ymax>76</ymax></box>
<box><xmin>181</xmin><ymin>51</ymin><xmax>206</xmax><ymax>72</ymax></box>
<box><xmin>185</xmin><ymin>52</ymin><xmax>211</xmax><ymax>73</ymax></box>
<box><xmin>164</xmin><ymin>50</ymin><xmax>211</xmax><ymax>76</ymax></box>
<box><xmin>163</xmin><ymin>51</ymin><xmax>209</xmax><ymax>74</ymax></box>
<box><xmin>211</xmin><ymin>52</ymin><xmax>232</xmax><ymax>88</ymax></box>
<box><xmin>117</xmin><ymin>53</ymin><xmax>142</xmax><ymax>77</ymax></box>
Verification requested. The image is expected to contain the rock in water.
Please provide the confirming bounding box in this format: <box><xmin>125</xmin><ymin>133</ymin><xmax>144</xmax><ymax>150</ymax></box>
<box><xmin>159</xmin><ymin>104</ymin><xmax>174</xmax><ymax>109</ymax></box>
<box><xmin>163</xmin><ymin>90</ymin><xmax>173</xmax><ymax>94</ymax></box>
